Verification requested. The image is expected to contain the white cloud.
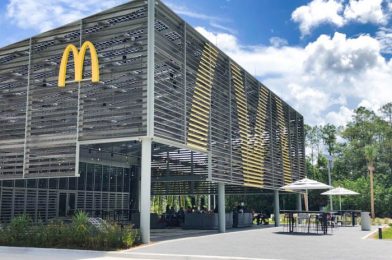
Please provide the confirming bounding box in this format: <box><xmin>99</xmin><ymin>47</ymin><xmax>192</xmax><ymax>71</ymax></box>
<box><xmin>196</xmin><ymin>26</ymin><xmax>239</xmax><ymax>51</ymax></box>
<box><xmin>357</xmin><ymin>99</ymin><xmax>374</xmax><ymax>110</ymax></box>
<box><xmin>209</xmin><ymin>22</ymin><xmax>237</xmax><ymax>34</ymax></box>
<box><xmin>291</xmin><ymin>0</ymin><xmax>390</xmax><ymax>36</ymax></box>
<box><xmin>326</xmin><ymin>106</ymin><xmax>354</xmax><ymax>126</ymax></box>
<box><xmin>196</xmin><ymin>27</ymin><xmax>392</xmax><ymax>125</ymax></box>
<box><xmin>269</xmin><ymin>37</ymin><xmax>288</xmax><ymax>48</ymax></box>
<box><xmin>344</xmin><ymin>0</ymin><xmax>388</xmax><ymax>24</ymax></box>
<box><xmin>304</xmin><ymin>32</ymin><xmax>382</xmax><ymax>77</ymax></box>
<box><xmin>165</xmin><ymin>3</ymin><xmax>223</xmax><ymax>22</ymax></box>
<box><xmin>291</xmin><ymin>0</ymin><xmax>344</xmax><ymax>36</ymax></box>
<box><xmin>287</xmin><ymin>83</ymin><xmax>330</xmax><ymax>119</ymax></box>
<box><xmin>6</xmin><ymin>0</ymin><xmax>126</xmax><ymax>32</ymax></box>
<box><xmin>376</xmin><ymin>27</ymin><xmax>392</xmax><ymax>54</ymax></box>
<box><xmin>165</xmin><ymin>2</ymin><xmax>236</xmax><ymax>36</ymax></box>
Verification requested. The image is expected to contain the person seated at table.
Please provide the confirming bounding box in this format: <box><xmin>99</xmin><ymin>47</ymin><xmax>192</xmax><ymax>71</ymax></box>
<box><xmin>177</xmin><ymin>207</ymin><xmax>185</xmax><ymax>223</ymax></box>
<box><xmin>252</xmin><ymin>210</ymin><xmax>270</xmax><ymax>225</ymax></box>
<box><xmin>237</xmin><ymin>202</ymin><xmax>245</xmax><ymax>213</ymax></box>
<box><xmin>253</xmin><ymin>212</ymin><xmax>262</xmax><ymax>225</ymax></box>
<box><xmin>260</xmin><ymin>211</ymin><xmax>270</xmax><ymax>225</ymax></box>
<box><xmin>164</xmin><ymin>205</ymin><xmax>171</xmax><ymax>223</ymax></box>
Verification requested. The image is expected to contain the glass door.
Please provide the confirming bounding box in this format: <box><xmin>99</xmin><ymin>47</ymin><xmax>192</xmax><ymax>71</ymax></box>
<box><xmin>58</xmin><ymin>192</ymin><xmax>77</xmax><ymax>217</ymax></box>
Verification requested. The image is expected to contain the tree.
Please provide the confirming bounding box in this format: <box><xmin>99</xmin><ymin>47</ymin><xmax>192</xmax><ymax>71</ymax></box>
<box><xmin>321</xmin><ymin>124</ymin><xmax>337</xmax><ymax>209</ymax></box>
<box><xmin>304</xmin><ymin>125</ymin><xmax>322</xmax><ymax>165</ymax></box>
<box><xmin>321</xmin><ymin>124</ymin><xmax>337</xmax><ymax>156</ymax></box>
<box><xmin>303</xmin><ymin>103</ymin><xmax>391</xmax><ymax>216</ymax></box>
<box><xmin>364</xmin><ymin>144</ymin><xmax>377</xmax><ymax>219</ymax></box>
<box><xmin>380</xmin><ymin>102</ymin><xmax>392</xmax><ymax>125</ymax></box>
<box><xmin>341</xmin><ymin>107</ymin><xmax>380</xmax><ymax>179</ymax></box>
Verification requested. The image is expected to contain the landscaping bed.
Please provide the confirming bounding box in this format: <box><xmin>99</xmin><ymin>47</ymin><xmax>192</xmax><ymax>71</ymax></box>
<box><xmin>0</xmin><ymin>211</ymin><xmax>139</xmax><ymax>250</ymax></box>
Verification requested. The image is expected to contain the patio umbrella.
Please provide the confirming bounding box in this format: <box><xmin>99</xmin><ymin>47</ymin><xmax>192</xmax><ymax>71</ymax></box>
<box><xmin>281</xmin><ymin>178</ymin><xmax>333</xmax><ymax>211</ymax></box>
<box><xmin>321</xmin><ymin>187</ymin><xmax>359</xmax><ymax>211</ymax></box>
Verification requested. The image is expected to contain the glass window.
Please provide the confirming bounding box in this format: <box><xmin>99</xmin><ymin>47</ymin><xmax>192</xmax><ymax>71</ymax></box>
<box><xmin>59</xmin><ymin>178</ymin><xmax>68</xmax><ymax>190</ymax></box>
<box><xmin>49</xmin><ymin>178</ymin><xmax>58</xmax><ymax>189</ymax></box>
<box><xmin>69</xmin><ymin>177</ymin><xmax>76</xmax><ymax>190</ymax></box>
<box><xmin>86</xmin><ymin>164</ymin><xmax>94</xmax><ymax>191</ymax></box>
<box><xmin>38</xmin><ymin>179</ymin><xmax>48</xmax><ymax>189</ymax></box>
<box><xmin>124</xmin><ymin>169</ymin><xmax>130</xmax><ymax>192</ymax></box>
<box><xmin>3</xmin><ymin>180</ymin><xmax>14</xmax><ymax>187</ymax></box>
<box><xmin>102</xmin><ymin>166</ymin><xmax>109</xmax><ymax>192</ymax></box>
<box><xmin>15</xmin><ymin>179</ymin><xmax>25</xmax><ymax>188</ymax></box>
<box><xmin>95</xmin><ymin>167</ymin><xmax>102</xmax><ymax>191</ymax></box>
<box><xmin>27</xmin><ymin>179</ymin><xmax>36</xmax><ymax>188</ymax></box>
<box><xmin>78</xmin><ymin>168</ymin><xmax>86</xmax><ymax>191</ymax></box>
<box><xmin>116</xmin><ymin>169</ymin><xmax>123</xmax><ymax>193</ymax></box>
<box><xmin>110</xmin><ymin>168</ymin><xmax>116</xmax><ymax>192</ymax></box>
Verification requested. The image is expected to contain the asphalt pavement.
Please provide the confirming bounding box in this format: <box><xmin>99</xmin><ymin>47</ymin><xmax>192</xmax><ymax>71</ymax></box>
<box><xmin>0</xmin><ymin>226</ymin><xmax>391</xmax><ymax>260</ymax></box>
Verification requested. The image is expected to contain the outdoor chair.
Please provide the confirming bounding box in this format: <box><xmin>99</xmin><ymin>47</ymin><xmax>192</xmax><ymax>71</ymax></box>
<box><xmin>297</xmin><ymin>213</ymin><xmax>310</xmax><ymax>233</ymax></box>
<box><xmin>282</xmin><ymin>213</ymin><xmax>296</xmax><ymax>232</ymax></box>
<box><xmin>282</xmin><ymin>213</ymin><xmax>291</xmax><ymax>232</ymax></box>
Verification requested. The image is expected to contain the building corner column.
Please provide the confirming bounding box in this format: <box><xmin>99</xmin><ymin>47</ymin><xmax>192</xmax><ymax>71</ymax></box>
<box><xmin>274</xmin><ymin>190</ymin><xmax>280</xmax><ymax>227</ymax></box>
<box><xmin>140</xmin><ymin>137</ymin><xmax>152</xmax><ymax>243</ymax></box>
<box><xmin>218</xmin><ymin>182</ymin><xmax>225</xmax><ymax>233</ymax></box>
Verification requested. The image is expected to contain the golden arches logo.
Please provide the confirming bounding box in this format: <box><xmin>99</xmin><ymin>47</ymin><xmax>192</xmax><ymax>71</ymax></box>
<box><xmin>58</xmin><ymin>41</ymin><xmax>100</xmax><ymax>87</ymax></box>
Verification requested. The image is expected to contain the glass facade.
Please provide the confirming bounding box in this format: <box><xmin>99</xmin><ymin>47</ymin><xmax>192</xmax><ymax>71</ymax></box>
<box><xmin>0</xmin><ymin>162</ymin><xmax>131</xmax><ymax>222</ymax></box>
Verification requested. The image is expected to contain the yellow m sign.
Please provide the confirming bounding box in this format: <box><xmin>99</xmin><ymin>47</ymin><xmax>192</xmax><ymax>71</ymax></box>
<box><xmin>58</xmin><ymin>41</ymin><xmax>100</xmax><ymax>87</ymax></box>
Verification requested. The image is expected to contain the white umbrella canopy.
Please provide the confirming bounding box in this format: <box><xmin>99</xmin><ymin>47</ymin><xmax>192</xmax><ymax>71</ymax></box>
<box><xmin>281</xmin><ymin>178</ymin><xmax>332</xmax><ymax>190</ymax></box>
<box><xmin>281</xmin><ymin>178</ymin><xmax>333</xmax><ymax>211</ymax></box>
<box><xmin>321</xmin><ymin>187</ymin><xmax>359</xmax><ymax>195</ymax></box>
<box><xmin>321</xmin><ymin>187</ymin><xmax>359</xmax><ymax>210</ymax></box>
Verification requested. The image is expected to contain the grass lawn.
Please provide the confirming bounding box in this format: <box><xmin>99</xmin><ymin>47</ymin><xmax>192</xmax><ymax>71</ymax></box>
<box><xmin>373</xmin><ymin>226</ymin><xmax>392</xmax><ymax>239</ymax></box>
<box><xmin>382</xmin><ymin>227</ymin><xmax>392</xmax><ymax>239</ymax></box>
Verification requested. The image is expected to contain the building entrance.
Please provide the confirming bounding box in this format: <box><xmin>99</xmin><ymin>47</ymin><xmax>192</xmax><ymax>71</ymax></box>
<box><xmin>58</xmin><ymin>192</ymin><xmax>76</xmax><ymax>217</ymax></box>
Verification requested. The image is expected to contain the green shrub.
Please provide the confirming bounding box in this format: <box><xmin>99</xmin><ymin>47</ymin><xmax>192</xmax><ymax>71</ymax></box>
<box><xmin>72</xmin><ymin>211</ymin><xmax>89</xmax><ymax>247</ymax></box>
<box><xmin>7</xmin><ymin>214</ymin><xmax>32</xmax><ymax>245</ymax></box>
<box><xmin>0</xmin><ymin>211</ymin><xmax>138</xmax><ymax>250</ymax></box>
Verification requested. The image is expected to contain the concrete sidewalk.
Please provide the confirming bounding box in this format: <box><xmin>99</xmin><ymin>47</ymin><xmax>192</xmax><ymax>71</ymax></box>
<box><xmin>127</xmin><ymin>226</ymin><xmax>392</xmax><ymax>260</ymax></box>
<box><xmin>0</xmin><ymin>226</ymin><xmax>390</xmax><ymax>260</ymax></box>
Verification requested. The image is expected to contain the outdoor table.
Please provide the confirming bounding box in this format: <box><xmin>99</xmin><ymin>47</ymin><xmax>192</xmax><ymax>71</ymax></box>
<box><xmin>335</xmin><ymin>210</ymin><xmax>361</xmax><ymax>226</ymax></box>
<box><xmin>280</xmin><ymin>210</ymin><xmax>329</xmax><ymax>235</ymax></box>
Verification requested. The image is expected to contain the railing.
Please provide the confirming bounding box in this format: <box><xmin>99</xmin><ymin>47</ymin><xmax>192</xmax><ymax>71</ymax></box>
<box><xmin>280</xmin><ymin>210</ymin><xmax>330</xmax><ymax>235</ymax></box>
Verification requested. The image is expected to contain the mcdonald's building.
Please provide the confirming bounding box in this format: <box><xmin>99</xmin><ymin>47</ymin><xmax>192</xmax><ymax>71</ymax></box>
<box><xmin>0</xmin><ymin>0</ymin><xmax>305</xmax><ymax>242</ymax></box>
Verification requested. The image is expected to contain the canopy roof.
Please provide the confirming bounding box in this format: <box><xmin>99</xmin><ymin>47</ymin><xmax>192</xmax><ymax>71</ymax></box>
<box><xmin>281</xmin><ymin>177</ymin><xmax>332</xmax><ymax>191</ymax></box>
<box><xmin>321</xmin><ymin>187</ymin><xmax>359</xmax><ymax>196</ymax></box>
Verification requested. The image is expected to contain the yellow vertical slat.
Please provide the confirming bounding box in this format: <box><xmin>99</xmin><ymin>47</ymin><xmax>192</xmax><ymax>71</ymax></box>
<box><xmin>187</xmin><ymin>44</ymin><xmax>218</xmax><ymax>151</ymax></box>
<box><xmin>276</xmin><ymin>98</ymin><xmax>292</xmax><ymax>184</ymax></box>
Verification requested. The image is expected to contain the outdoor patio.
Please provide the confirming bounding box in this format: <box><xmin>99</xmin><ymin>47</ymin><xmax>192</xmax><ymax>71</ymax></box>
<box><xmin>125</xmin><ymin>225</ymin><xmax>391</xmax><ymax>260</ymax></box>
<box><xmin>0</xmin><ymin>225</ymin><xmax>390</xmax><ymax>260</ymax></box>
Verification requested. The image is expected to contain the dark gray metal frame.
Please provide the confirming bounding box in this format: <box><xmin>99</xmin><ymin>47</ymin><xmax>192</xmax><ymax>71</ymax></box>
<box><xmin>0</xmin><ymin>0</ymin><xmax>305</xmax><ymax>222</ymax></box>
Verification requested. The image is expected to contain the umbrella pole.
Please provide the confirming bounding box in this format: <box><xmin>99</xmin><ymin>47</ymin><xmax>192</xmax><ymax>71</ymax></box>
<box><xmin>305</xmin><ymin>190</ymin><xmax>309</xmax><ymax>211</ymax></box>
<box><xmin>339</xmin><ymin>195</ymin><xmax>342</xmax><ymax>211</ymax></box>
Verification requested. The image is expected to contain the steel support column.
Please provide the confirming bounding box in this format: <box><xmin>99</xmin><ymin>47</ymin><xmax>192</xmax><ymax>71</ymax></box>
<box><xmin>218</xmin><ymin>182</ymin><xmax>225</xmax><ymax>233</ymax></box>
<box><xmin>146</xmin><ymin>0</ymin><xmax>155</xmax><ymax>137</ymax></box>
<box><xmin>140</xmin><ymin>137</ymin><xmax>152</xmax><ymax>243</ymax></box>
<box><xmin>297</xmin><ymin>193</ymin><xmax>302</xmax><ymax>211</ymax></box>
<box><xmin>274</xmin><ymin>190</ymin><xmax>280</xmax><ymax>227</ymax></box>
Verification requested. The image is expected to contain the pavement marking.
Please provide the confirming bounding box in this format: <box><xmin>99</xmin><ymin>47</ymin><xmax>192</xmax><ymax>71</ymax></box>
<box><xmin>127</xmin><ymin>252</ymin><xmax>281</xmax><ymax>260</ymax></box>
<box><xmin>124</xmin><ymin>227</ymin><xmax>276</xmax><ymax>252</ymax></box>
<box><xmin>361</xmin><ymin>225</ymin><xmax>388</xmax><ymax>240</ymax></box>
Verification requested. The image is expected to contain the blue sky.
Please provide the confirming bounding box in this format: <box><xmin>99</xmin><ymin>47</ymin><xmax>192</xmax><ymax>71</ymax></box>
<box><xmin>1</xmin><ymin>0</ymin><xmax>391</xmax><ymax>126</ymax></box>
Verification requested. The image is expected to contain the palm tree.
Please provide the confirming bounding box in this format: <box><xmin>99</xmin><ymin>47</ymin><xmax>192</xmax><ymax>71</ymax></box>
<box><xmin>364</xmin><ymin>145</ymin><xmax>377</xmax><ymax>219</ymax></box>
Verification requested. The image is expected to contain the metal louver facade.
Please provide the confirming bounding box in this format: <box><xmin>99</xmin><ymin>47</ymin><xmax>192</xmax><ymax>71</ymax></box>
<box><xmin>153</xmin><ymin>2</ymin><xmax>305</xmax><ymax>189</ymax></box>
<box><xmin>0</xmin><ymin>0</ymin><xmax>305</xmax><ymax>192</ymax></box>
<box><xmin>0</xmin><ymin>1</ymin><xmax>148</xmax><ymax>179</ymax></box>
